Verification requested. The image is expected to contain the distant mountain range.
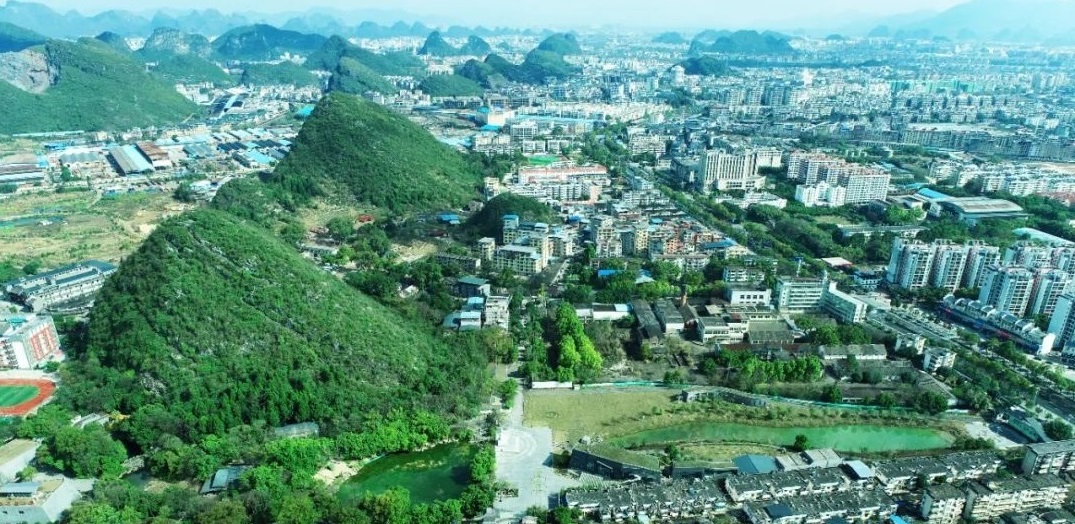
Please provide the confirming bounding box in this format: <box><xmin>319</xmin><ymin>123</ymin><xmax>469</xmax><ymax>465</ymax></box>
<box><xmin>0</xmin><ymin>0</ymin><xmax>547</xmax><ymax>39</ymax></box>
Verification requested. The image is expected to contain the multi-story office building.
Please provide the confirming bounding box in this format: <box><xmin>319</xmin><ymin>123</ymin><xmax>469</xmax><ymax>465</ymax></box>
<box><xmin>923</xmin><ymin>347</ymin><xmax>957</xmax><ymax>372</ymax></box>
<box><xmin>1022</xmin><ymin>439</ymin><xmax>1075</xmax><ymax>476</ymax></box>
<box><xmin>794</xmin><ymin>182</ymin><xmax>848</xmax><ymax>207</ymax></box>
<box><xmin>887</xmin><ymin>239</ymin><xmax>936</xmax><ymax>290</ymax></box>
<box><xmin>0</xmin><ymin>315</ymin><xmax>62</xmax><ymax>369</ymax></box>
<box><xmin>930</xmin><ymin>242</ymin><xmax>971</xmax><ymax>291</ymax></box>
<box><xmin>698</xmin><ymin>150</ymin><xmax>764</xmax><ymax>193</ymax></box>
<box><xmin>775</xmin><ymin>276</ymin><xmax>828</xmax><ymax>313</ymax></box>
<box><xmin>820</xmin><ymin>283</ymin><xmax>869</xmax><ymax>324</ymax></box>
<box><xmin>837</xmin><ymin>169</ymin><xmax>891</xmax><ymax>205</ymax></box>
<box><xmin>979</xmin><ymin>265</ymin><xmax>1035</xmax><ymax>318</ymax></box>
<box><xmin>6</xmin><ymin>260</ymin><xmax>117</xmax><ymax>312</ymax></box>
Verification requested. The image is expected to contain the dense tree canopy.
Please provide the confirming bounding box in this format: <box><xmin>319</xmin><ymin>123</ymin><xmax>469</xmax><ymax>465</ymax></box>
<box><xmin>63</xmin><ymin>209</ymin><xmax>488</xmax><ymax>440</ymax></box>
<box><xmin>270</xmin><ymin>93</ymin><xmax>482</xmax><ymax>213</ymax></box>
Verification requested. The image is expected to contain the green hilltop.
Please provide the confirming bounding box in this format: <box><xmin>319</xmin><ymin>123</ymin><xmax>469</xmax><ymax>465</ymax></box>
<box><xmin>212</xmin><ymin>24</ymin><xmax>327</xmax><ymax>60</ymax></box>
<box><xmin>466</xmin><ymin>193</ymin><xmax>557</xmax><ymax>238</ymax></box>
<box><xmin>678</xmin><ymin>56</ymin><xmax>733</xmax><ymax>76</ymax></box>
<box><xmin>418</xmin><ymin>73</ymin><xmax>484</xmax><ymax>97</ymax></box>
<box><xmin>0</xmin><ymin>21</ymin><xmax>45</xmax><ymax>52</ymax></box>
<box><xmin>536</xmin><ymin>32</ymin><xmax>582</xmax><ymax>55</ymax></box>
<box><xmin>239</xmin><ymin>61</ymin><xmax>319</xmax><ymax>87</ymax></box>
<box><xmin>148</xmin><ymin>54</ymin><xmax>234</xmax><ymax>86</ymax></box>
<box><xmin>305</xmin><ymin>35</ymin><xmax>423</xmax><ymax>76</ymax></box>
<box><xmin>271</xmin><ymin>92</ymin><xmax>481</xmax><ymax>213</ymax></box>
<box><xmin>69</xmin><ymin>208</ymin><xmax>488</xmax><ymax>437</ymax></box>
<box><xmin>327</xmin><ymin>56</ymin><xmax>397</xmax><ymax>94</ymax></box>
<box><xmin>418</xmin><ymin>30</ymin><xmax>459</xmax><ymax>56</ymax></box>
<box><xmin>0</xmin><ymin>39</ymin><xmax>199</xmax><ymax>134</ymax></box>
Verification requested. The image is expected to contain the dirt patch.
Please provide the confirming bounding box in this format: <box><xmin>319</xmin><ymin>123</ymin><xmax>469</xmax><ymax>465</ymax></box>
<box><xmin>314</xmin><ymin>460</ymin><xmax>358</xmax><ymax>487</ymax></box>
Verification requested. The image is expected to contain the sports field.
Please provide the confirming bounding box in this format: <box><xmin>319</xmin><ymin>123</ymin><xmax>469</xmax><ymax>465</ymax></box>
<box><xmin>0</xmin><ymin>386</ymin><xmax>38</xmax><ymax>408</ymax></box>
<box><xmin>0</xmin><ymin>379</ymin><xmax>55</xmax><ymax>416</ymax></box>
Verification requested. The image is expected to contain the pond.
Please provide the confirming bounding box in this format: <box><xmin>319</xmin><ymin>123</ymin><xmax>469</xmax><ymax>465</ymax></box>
<box><xmin>611</xmin><ymin>422</ymin><xmax>955</xmax><ymax>453</ymax></box>
<box><xmin>0</xmin><ymin>215</ymin><xmax>64</xmax><ymax>228</ymax></box>
<box><xmin>338</xmin><ymin>444</ymin><xmax>477</xmax><ymax>505</ymax></box>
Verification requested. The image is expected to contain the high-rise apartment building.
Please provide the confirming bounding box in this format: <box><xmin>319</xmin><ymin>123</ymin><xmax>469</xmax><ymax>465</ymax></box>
<box><xmin>1029</xmin><ymin>269</ymin><xmax>1073</xmax><ymax>317</ymax></box>
<box><xmin>964</xmin><ymin>243</ymin><xmax>1002</xmax><ymax>288</ymax></box>
<box><xmin>979</xmin><ymin>265</ymin><xmax>1035</xmax><ymax>317</ymax></box>
<box><xmin>930</xmin><ymin>242</ymin><xmax>971</xmax><ymax>291</ymax></box>
<box><xmin>887</xmin><ymin>239</ymin><xmax>936</xmax><ymax>290</ymax></box>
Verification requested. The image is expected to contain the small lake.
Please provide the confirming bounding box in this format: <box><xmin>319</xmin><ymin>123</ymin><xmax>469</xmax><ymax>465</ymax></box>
<box><xmin>0</xmin><ymin>215</ymin><xmax>64</xmax><ymax>228</ymax></box>
<box><xmin>611</xmin><ymin>422</ymin><xmax>955</xmax><ymax>453</ymax></box>
<box><xmin>338</xmin><ymin>444</ymin><xmax>476</xmax><ymax>505</ymax></box>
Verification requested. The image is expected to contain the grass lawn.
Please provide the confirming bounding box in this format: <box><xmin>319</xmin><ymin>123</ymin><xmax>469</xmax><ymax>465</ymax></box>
<box><xmin>813</xmin><ymin>215</ymin><xmax>853</xmax><ymax>226</ymax></box>
<box><xmin>523</xmin><ymin>387</ymin><xmax>962</xmax><ymax>454</ymax></box>
<box><xmin>523</xmin><ymin>389</ymin><xmax>678</xmax><ymax>445</ymax></box>
<box><xmin>0</xmin><ymin>386</ymin><xmax>38</xmax><ymax>408</ymax></box>
<box><xmin>0</xmin><ymin>191</ymin><xmax>186</xmax><ymax>267</ymax></box>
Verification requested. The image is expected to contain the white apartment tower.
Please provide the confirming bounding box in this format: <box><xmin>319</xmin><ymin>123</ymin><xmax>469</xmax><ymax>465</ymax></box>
<box><xmin>887</xmin><ymin>239</ymin><xmax>936</xmax><ymax>290</ymax></box>
<box><xmin>1030</xmin><ymin>269</ymin><xmax>1074</xmax><ymax>317</ymax></box>
<box><xmin>979</xmin><ymin>265</ymin><xmax>1036</xmax><ymax>318</ymax></box>
<box><xmin>930</xmin><ymin>242</ymin><xmax>971</xmax><ymax>292</ymax></box>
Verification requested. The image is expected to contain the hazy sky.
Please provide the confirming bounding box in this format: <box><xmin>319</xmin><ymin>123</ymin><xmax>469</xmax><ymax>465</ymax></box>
<box><xmin>12</xmin><ymin>0</ymin><xmax>969</xmax><ymax>28</ymax></box>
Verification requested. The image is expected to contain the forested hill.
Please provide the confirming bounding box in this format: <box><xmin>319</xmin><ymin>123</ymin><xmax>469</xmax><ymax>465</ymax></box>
<box><xmin>67</xmin><ymin>208</ymin><xmax>487</xmax><ymax>438</ymax></box>
<box><xmin>0</xmin><ymin>39</ymin><xmax>199</xmax><ymax>134</ymax></box>
<box><xmin>271</xmin><ymin>92</ymin><xmax>481</xmax><ymax>212</ymax></box>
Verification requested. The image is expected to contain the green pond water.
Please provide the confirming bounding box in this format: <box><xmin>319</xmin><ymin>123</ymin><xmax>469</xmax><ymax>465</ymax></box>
<box><xmin>338</xmin><ymin>444</ymin><xmax>476</xmax><ymax>505</ymax></box>
<box><xmin>611</xmin><ymin>422</ymin><xmax>955</xmax><ymax>453</ymax></box>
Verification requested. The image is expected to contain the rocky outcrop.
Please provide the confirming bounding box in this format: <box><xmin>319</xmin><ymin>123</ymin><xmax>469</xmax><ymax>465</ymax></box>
<box><xmin>0</xmin><ymin>49</ymin><xmax>54</xmax><ymax>93</ymax></box>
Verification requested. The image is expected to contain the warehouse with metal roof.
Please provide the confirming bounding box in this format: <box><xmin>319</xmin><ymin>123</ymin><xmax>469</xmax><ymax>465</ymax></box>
<box><xmin>108</xmin><ymin>145</ymin><xmax>153</xmax><ymax>175</ymax></box>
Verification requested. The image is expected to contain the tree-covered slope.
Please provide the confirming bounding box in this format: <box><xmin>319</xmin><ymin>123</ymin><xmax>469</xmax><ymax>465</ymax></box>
<box><xmin>653</xmin><ymin>31</ymin><xmax>687</xmax><ymax>45</ymax></box>
<box><xmin>419</xmin><ymin>74</ymin><xmax>483</xmax><ymax>97</ymax></box>
<box><xmin>71</xmin><ymin>208</ymin><xmax>487</xmax><ymax>437</ymax></box>
<box><xmin>272</xmin><ymin>92</ymin><xmax>480</xmax><ymax>213</ymax></box>
<box><xmin>147</xmin><ymin>54</ymin><xmax>234</xmax><ymax>85</ymax></box>
<box><xmin>0</xmin><ymin>21</ymin><xmax>44</xmax><ymax>52</ymax></box>
<box><xmin>678</xmin><ymin>56</ymin><xmax>732</xmax><ymax>76</ymax></box>
<box><xmin>457</xmin><ymin>58</ymin><xmax>507</xmax><ymax>88</ymax></box>
<box><xmin>418</xmin><ymin>30</ymin><xmax>459</xmax><ymax>56</ymax></box>
<box><xmin>327</xmin><ymin>56</ymin><xmax>396</xmax><ymax>94</ymax></box>
<box><xmin>691</xmin><ymin>30</ymin><xmax>795</xmax><ymax>55</ymax></box>
<box><xmin>239</xmin><ymin>61</ymin><xmax>319</xmax><ymax>87</ymax></box>
<box><xmin>0</xmin><ymin>39</ymin><xmax>199</xmax><ymax>134</ymax></box>
<box><xmin>305</xmin><ymin>35</ymin><xmax>423</xmax><ymax>76</ymax></box>
<box><xmin>466</xmin><ymin>194</ymin><xmax>557</xmax><ymax>238</ymax></box>
<box><xmin>536</xmin><ymin>32</ymin><xmax>581</xmax><ymax>55</ymax></box>
<box><xmin>93</xmin><ymin>31</ymin><xmax>130</xmax><ymax>53</ymax></box>
<box><xmin>212</xmin><ymin>24</ymin><xmax>326</xmax><ymax>60</ymax></box>
<box><xmin>137</xmin><ymin>27</ymin><xmax>211</xmax><ymax>60</ymax></box>
<box><xmin>459</xmin><ymin>35</ymin><xmax>492</xmax><ymax>56</ymax></box>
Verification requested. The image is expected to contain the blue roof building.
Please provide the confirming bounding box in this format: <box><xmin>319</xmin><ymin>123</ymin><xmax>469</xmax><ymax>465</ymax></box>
<box><xmin>734</xmin><ymin>454</ymin><xmax>778</xmax><ymax>475</ymax></box>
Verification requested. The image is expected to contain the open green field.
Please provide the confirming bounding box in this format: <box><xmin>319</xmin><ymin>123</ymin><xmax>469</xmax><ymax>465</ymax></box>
<box><xmin>611</xmin><ymin>422</ymin><xmax>954</xmax><ymax>453</ymax></box>
<box><xmin>523</xmin><ymin>388</ymin><xmax>959</xmax><ymax>455</ymax></box>
<box><xmin>0</xmin><ymin>191</ymin><xmax>187</xmax><ymax>268</ymax></box>
<box><xmin>338</xmin><ymin>444</ymin><xmax>475</xmax><ymax>505</ymax></box>
<box><xmin>526</xmin><ymin>155</ymin><xmax>562</xmax><ymax>166</ymax></box>
<box><xmin>0</xmin><ymin>386</ymin><xmax>38</xmax><ymax>408</ymax></box>
<box><xmin>813</xmin><ymin>215</ymin><xmax>854</xmax><ymax>226</ymax></box>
